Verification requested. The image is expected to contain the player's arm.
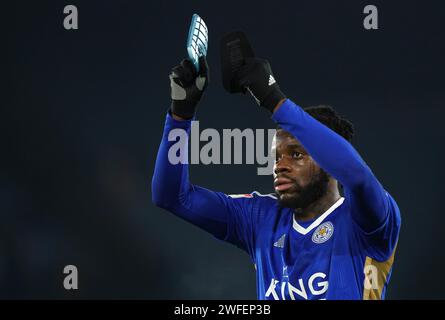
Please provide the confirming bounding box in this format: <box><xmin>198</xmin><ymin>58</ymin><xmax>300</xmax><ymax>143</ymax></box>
<box><xmin>272</xmin><ymin>99</ymin><xmax>396</xmax><ymax>228</ymax></box>
<box><xmin>235</xmin><ymin>58</ymin><xmax>401</xmax><ymax>258</ymax></box>
<box><xmin>151</xmin><ymin>57</ymin><xmax>255</xmax><ymax>254</ymax></box>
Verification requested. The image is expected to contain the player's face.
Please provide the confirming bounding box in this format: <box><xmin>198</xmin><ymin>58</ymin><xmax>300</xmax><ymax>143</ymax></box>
<box><xmin>272</xmin><ymin>130</ymin><xmax>330</xmax><ymax>209</ymax></box>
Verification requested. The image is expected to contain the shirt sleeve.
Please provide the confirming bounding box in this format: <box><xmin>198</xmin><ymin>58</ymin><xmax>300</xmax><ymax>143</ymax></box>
<box><xmin>346</xmin><ymin>188</ymin><xmax>401</xmax><ymax>261</ymax></box>
<box><xmin>272</xmin><ymin>99</ymin><xmax>401</xmax><ymax>260</ymax></box>
<box><xmin>151</xmin><ymin>111</ymin><xmax>258</xmax><ymax>257</ymax></box>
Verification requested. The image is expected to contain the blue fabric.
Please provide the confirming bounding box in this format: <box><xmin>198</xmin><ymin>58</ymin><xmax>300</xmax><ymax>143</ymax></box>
<box><xmin>152</xmin><ymin>101</ymin><xmax>401</xmax><ymax>299</ymax></box>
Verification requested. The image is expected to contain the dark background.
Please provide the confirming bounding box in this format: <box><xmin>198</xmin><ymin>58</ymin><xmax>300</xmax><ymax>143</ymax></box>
<box><xmin>1</xmin><ymin>0</ymin><xmax>444</xmax><ymax>299</ymax></box>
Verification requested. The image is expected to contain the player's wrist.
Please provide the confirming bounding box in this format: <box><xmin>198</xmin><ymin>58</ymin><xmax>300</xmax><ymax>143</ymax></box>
<box><xmin>171</xmin><ymin>111</ymin><xmax>191</xmax><ymax>121</ymax></box>
<box><xmin>262</xmin><ymin>87</ymin><xmax>286</xmax><ymax>113</ymax></box>
<box><xmin>170</xmin><ymin>100</ymin><xmax>197</xmax><ymax>120</ymax></box>
<box><xmin>272</xmin><ymin>98</ymin><xmax>287</xmax><ymax>114</ymax></box>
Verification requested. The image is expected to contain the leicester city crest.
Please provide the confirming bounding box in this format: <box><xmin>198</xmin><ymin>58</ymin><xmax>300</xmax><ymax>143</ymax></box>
<box><xmin>312</xmin><ymin>221</ymin><xmax>334</xmax><ymax>244</ymax></box>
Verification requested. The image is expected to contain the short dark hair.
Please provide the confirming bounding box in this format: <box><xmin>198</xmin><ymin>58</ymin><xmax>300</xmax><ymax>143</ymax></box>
<box><xmin>303</xmin><ymin>105</ymin><xmax>354</xmax><ymax>143</ymax></box>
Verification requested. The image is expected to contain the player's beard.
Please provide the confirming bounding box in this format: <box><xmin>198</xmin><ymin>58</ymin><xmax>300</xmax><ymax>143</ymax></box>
<box><xmin>276</xmin><ymin>169</ymin><xmax>330</xmax><ymax>210</ymax></box>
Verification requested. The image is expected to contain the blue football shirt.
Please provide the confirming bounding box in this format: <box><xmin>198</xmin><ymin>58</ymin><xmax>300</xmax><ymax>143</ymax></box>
<box><xmin>152</xmin><ymin>99</ymin><xmax>401</xmax><ymax>300</ymax></box>
<box><xmin>222</xmin><ymin>189</ymin><xmax>400</xmax><ymax>300</ymax></box>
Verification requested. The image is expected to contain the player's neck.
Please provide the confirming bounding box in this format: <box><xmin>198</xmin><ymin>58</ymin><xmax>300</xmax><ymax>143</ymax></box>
<box><xmin>294</xmin><ymin>180</ymin><xmax>341</xmax><ymax>222</ymax></box>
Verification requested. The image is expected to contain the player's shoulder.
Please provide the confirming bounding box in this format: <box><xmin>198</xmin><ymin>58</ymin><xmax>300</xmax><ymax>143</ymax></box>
<box><xmin>227</xmin><ymin>191</ymin><xmax>278</xmax><ymax>218</ymax></box>
<box><xmin>228</xmin><ymin>191</ymin><xmax>277</xmax><ymax>202</ymax></box>
<box><xmin>344</xmin><ymin>187</ymin><xmax>401</xmax><ymax>219</ymax></box>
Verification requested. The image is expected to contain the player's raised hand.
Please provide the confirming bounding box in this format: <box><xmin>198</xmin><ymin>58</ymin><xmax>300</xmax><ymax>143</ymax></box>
<box><xmin>235</xmin><ymin>57</ymin><xmax>286</xmax><ymax>113</ymax></box>
<box><xmin>170</xmin><ymin>56</ymin><xmax>209</xmax><ymax>119</ymax></box>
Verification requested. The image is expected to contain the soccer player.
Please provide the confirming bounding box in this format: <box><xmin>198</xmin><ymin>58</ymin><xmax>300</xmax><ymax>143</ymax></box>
<box><xmin>152</xmin><ymin>56</ymin><xmax>401</xmax><ymax>300</ymax></box>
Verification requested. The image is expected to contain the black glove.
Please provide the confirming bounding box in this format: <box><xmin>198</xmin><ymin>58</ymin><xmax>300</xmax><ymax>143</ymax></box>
<box><xmin>236</xmin><ymin>57</ymin><xmax>286</xmax><ymax>113</ymax></box>
<box><xmin>169</xmin><ymin>56</ymin><xmax>209</xmax><ymax>119</ymax></box>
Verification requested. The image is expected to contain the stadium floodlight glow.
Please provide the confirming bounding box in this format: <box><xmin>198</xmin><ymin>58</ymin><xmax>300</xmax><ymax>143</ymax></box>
<box><xmin>187</xmin><ymin>14</ymin><xmax>208</xmax><ymax>72</ymax></box>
